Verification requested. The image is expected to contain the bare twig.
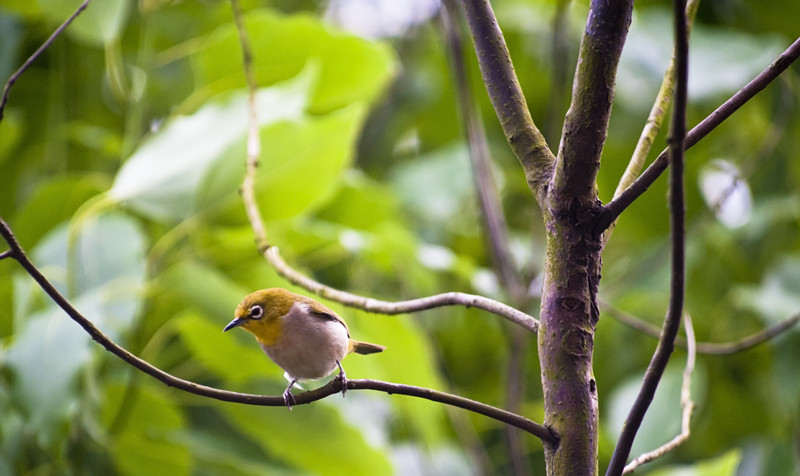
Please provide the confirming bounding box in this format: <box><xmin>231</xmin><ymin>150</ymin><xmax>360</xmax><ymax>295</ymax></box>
<box><xmin>460</xmin><ymin>0</ymin><xmax>555</xmax><ymax>204</ymax></box>
<box><xmin>263</xmin><ymin>247</ymin><xmax>539</xmax><ymax>332</ymax></box>
<box><xmin>0</xmin><ymin>0</ymin><xmax>91</xmax><ymax>121</ymax></box>
<box><xmin>600</xmin><ymin>36</ymin><xmax>800</xmax><ymax>231</ymax></box>
<box><xmin>612</xmin><ymin>0</ymin><xmax>700</xmax><ymax>202</ymax></box>
<box><xmin>606</xmin><ymin>0</ymin><xmax>689</xmax><ymax>473</ymax></box>
<box><xmin>0</xmin><ymin>217</ymin><xmax>556</xmax><ymax>443</ymax></box>
<box><xmin>623</xmin><ymin>313</ymin><xmax>697</xmax><ymax>474</ymax></box>
<box><xmin>603</xmin><ymin>302</ymin><xmax>800</xmax><ymax>355</ymax></box>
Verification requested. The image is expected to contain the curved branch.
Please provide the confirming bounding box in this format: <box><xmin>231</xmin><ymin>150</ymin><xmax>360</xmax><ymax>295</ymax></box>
<box><xmin>600</xmin><ymin>36</ymin><xmax>800</xmax><ymax>230</ymax></box>
<box><xmin>0</xmin><ymin>0</ymin><xmax>90</xmax><ymax>121</ymax></box>
<box><xmin>0</xmin><ymin>217</ymin><xmax>555</xmax><ymax>444</ymax></box>
<box><xmin>263</xmin><ymin>247</ymin><xmax>539</xmax><ymax>332</ymax></box>
<box><xmin>603</xmin><ymin>302</ymin><xmax>800</xmax><ymax>355</ymax></box>
<box><xmin>459</xmin><ymin>0</ymin><xmax>555</xmax><ymax>204</ymax></box>
<box><xmin>606</xmin><ymin>0</ymin><xmax>689</xmax><ymax>472</ymax></box>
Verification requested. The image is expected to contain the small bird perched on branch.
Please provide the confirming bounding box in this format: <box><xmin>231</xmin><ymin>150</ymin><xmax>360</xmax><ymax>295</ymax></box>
<box><xmin>223</xmin><ymin>288</ymin><xmax>385</xmax><ymax>409</ymax></box>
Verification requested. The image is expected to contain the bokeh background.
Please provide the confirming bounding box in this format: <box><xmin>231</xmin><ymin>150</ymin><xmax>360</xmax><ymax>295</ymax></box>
<box><xmin>1</xmin><ymin>0</ymin><xmax>799</xmax><ymax>474</ymax></box>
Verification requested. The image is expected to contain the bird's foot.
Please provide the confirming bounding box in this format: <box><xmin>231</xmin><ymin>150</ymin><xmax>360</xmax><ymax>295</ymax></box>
<box><xmin>283</xmin><ymin>380</ymin><xmax>298</xmax><ymax>411</ymax></box>
<box><xmin>334</xmin><ymin>361</ymin><xmax>347</xmax><ymax>398</ymax></box>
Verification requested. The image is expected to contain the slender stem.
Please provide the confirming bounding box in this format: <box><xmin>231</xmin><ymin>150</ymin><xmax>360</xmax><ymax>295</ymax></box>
<box><xmin>460</xmin><ymin>0</ymin><xmax>555</xmax><ymax>204</ymax></box>
<box><xmin>0</xmin><ymin>217</ymin><xmax>556</xmax><ymax>443</ymax></box>
<box><xmin>0</xmin><ymin>0</ymin><xmax>91</xmax><ymax>121</ymax></box>
<box><xmin>264</xmin><ymin>247</ymin><xmax>539</xmax><ymax>332</ymax></box>
<box><xmin>606</xmin><ymin>0</ymin><xmax>688</xmax><ymax>473</ymax></box>
<box><xmin>600</xmin><ymin>36</ymin><xmax>800</xmax><ymax>231</ymax></box>
<box><xmin>603</xmin><ymin>302</ymin><xmax>800</xmax><ymax>355</ymax></box>
<box><xmin>623</xmin><ymin>313</ymin><xmax>696</xmax><ymax>474</ymax></box>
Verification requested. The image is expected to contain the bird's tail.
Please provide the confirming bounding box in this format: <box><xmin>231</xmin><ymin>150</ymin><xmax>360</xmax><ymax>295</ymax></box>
<box><xmin>349</xmin><ymin>339</ymin><xmax>386</xmax><ymax>355</ymax></box>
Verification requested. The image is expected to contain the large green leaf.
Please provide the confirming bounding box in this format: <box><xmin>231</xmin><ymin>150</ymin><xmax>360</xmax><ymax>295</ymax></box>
<box><xmin>254</xmin><ymin>102</ymin><xmax>367</xmax><ymax>220</ymax></box>
<box><xmin>193</xmin><ymin>9</ymin><xmax>396</xmax><ymax>113</ymax></box>
<box><xmin>109</xmin><ymin>69</ymin><xmax>314</xmax><ymax>223</ymax></box>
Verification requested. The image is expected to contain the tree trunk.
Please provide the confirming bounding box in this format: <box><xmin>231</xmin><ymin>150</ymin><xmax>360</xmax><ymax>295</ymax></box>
<box><xmin>538</xmin><ymin>196</ymin><xmax>603</xmax><ymax>475</ymax></box>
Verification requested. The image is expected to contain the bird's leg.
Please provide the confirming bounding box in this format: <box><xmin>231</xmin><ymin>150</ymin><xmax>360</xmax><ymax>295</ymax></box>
<box><xmin>283</xmin><ymin>379</ymin><xmax>298</xmax><ymax>411</ymax></box>
<box><xmin>334</xmin><ymin>360</ymin><xmax>347</xmax><ymax>397</ymax></box>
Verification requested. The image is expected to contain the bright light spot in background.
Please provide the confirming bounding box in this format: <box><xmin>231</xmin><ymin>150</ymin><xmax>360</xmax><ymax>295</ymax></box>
<box><xmin>699</xmin><ymin>159</ymin><xmax>752</xmax><ymax>229</ymax></box>
<box><xmin>326</xmin><ymin>0</ymin><xmax>441</xmax><ymax>39</ymax></box>
<box><xmin>417</xmin><ymin>243</ymin><xmax>455</xmax><ymax>271</ymax></box>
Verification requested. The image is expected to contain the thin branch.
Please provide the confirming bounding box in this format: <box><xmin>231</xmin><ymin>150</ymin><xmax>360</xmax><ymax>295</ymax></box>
<box><xmin>623</xmin><ymin>313</ymin><xmax>696</xmax><ymax>474</ymax></box>
<box><xmin>553</xmin><ymin>0</ymin><xmax>634</xmax><ymax>201</ymax></box>
<box><xmin>603</xmin><ymin>302</ymin><xmax>800</xmax><ymax>355</ymax></box>
<box><xmin>263</xmin><ymin>247</ymin><xmax>539</xmax><ymax>332</ymax></box>
<box><xmin>600</xmin><ymin>36</ymin><xmax>800</xmax><ymax>231</ymax></box>
<box><xmin>606</xmin><ymin>0</ymin><xmax>689</xmax><ymax>473</ymax></box>
<box><xmin>0</xmin><ymin>0</ymin><xmax>91</xmax><ymax>121</ymax></box>
<box><xmin>459</xmin><ymin>0</ymin><xmax>555</xmax><ymax>204</ymax></box>
<box><xmin>612</xmin><ymin>0</ymin><xmax>701</xmax><ymax>202</ymax></box>
<box><xmin>0</xmin><ymin>217</ymin><xmax>556</xmax><ymax>444</ymax></box>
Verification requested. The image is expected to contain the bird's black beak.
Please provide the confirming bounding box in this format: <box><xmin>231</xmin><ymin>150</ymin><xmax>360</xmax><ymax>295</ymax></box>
<box><xmin>223</xmin><ymin>318</ymin><xmax>245</xmax><ymax>332</ymax></box>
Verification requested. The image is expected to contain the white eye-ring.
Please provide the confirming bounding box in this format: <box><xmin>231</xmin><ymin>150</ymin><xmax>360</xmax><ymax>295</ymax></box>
<box><xmin>249</xmin><ymin>304</ymin><xmax>264</xmax><ymax>319</ymax></box>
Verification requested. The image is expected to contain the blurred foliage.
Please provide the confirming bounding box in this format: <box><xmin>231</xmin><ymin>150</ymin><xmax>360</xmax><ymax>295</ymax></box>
<box><xmin>1</xmin><ymin>0</ymin><xmax>799</xmax><ymax>475</ymax></box>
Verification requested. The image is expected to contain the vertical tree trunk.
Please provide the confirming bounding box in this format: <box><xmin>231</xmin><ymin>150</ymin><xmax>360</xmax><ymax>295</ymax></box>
<box><xmin>539</xmin><ymin>197</ymin><xmax>603</xmax><ymax>475</ymax></box>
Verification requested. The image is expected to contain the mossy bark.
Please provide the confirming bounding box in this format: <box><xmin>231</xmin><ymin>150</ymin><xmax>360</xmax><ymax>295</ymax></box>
<box><xmin>539</xmin><ymin>194</ymin><xmax>604</xmax><ymax>475</ymax></box>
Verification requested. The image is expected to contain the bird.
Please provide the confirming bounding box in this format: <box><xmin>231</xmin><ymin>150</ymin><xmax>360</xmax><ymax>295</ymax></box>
<box><xmin>223</xmin><ymin>288</ymin><xmax>385</xmax><ymax>409</ymax></box>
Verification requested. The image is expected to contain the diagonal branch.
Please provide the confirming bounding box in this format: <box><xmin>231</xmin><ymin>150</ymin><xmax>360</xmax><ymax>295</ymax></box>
<box><xmin>0</xmin><ymin>0</ymin><xmax>90</xmax><ymax>121</ymax></box>
<box><xmin>0</xmin><ymin>217</ymin><xmax>556</xmax><ymax>443</ymax></box>
<box><xmin>600</xmin><ymin>36</ymin><xmax>800</xmax><ymax>231</ymax></box>
<box><xmin>623</xmin><ymin>313</ymin><xmax>697</xmax><ymax>474</ymax></box>
<box><xmin>459</xmin><ymin>0</ymin><xmax>555</xmax><ymax>204</ymax></box>
<box><xmin>553</xmin><ymin>0</ymin><xmax>634</xmax><ymax>202</ymax></box>
<box><xmin>606</xmin><ymin>0</ymin><xmax>689</xmax><ymax>473</ymax></box>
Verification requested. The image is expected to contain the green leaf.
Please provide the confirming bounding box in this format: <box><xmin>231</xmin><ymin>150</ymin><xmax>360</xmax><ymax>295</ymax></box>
<box><xmin>193</xmin><ymin>9</ymin><xmax>396</xmax><ymax>112</ymax></box>
<box><xmin>109</xmin><ymin>69</ymin><xmax>314</xmax><ymax>222</ymax></box>
<box><xmin>174</xmin><ymin>310</ymin><xmax>277</xmax><ymax>385</ymax></box>
<box><xmin>647</xmin><ymin>449</ymin><xmax>741</xmax><ymax>476</ymax></box>
<box><xmin>102</xmin><ymin>384</ymin><xmax>190</xmax><ymax>476</ymax></box>
<box><xmin>313</xmin><ymin>171</ymin><xmax>402</xmax><ymax>231</ymax></box>
<box><xmin>222</xmin><ymin>397</ymin><xmax>393</xmax><ymax>476</ymax></box>
<box><xmin>255</xmin><ymin>102</ymin><xmax>367</xmax><ymax>220</ymax></box>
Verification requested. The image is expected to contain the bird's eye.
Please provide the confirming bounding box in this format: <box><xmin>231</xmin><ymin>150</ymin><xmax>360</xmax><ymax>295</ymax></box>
<box><xmin>249</xmin><ymin>305</ymin><xmax>264</xmax><ymax>319</ymax></box>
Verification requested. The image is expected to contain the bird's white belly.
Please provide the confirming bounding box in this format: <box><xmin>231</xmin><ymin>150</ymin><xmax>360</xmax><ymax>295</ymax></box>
<box><xmin>260</xmin><ymin>305</ymin><xmax>349</xmax><ymax>381</ymax></box>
